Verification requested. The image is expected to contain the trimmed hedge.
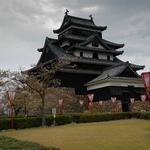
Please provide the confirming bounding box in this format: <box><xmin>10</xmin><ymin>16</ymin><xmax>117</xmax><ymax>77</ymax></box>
<box><xmin>0</xmin><ymin>112</ymin><xmax>150</xmax><ymax>131</ymax></box>
<box><xmin>0</xmin><ymin>135</ymin><xmax>59</xmax><ymax>150</ymax></box>
<box><xmin>0</xmin><ymin>117</ymin><xmax>41</xmax><ymax>131</ymax></box>
<box><xmin>45</xmin><ymin>115</ymin><xmax>72</xmax><ymax>126</ymax></box>
<box><xmin>70</xmin><ymin>112</ymin><xmax>150</xmax><ymax>123</ymax></box>
<box><xmin>0</xmin><ymin>115</ymin><xmax>72</xmax><ymax>131</ymax></box>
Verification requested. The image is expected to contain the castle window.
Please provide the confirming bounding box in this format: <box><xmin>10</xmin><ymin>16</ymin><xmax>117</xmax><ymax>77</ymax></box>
<box><xmin>80</xmin><ymin>52</ymin><xmax>83</xmax><ymax>57</ymax></box>
<box><xmin>92</xmin><ymin>39</ymin><xmax>99</xmax><ymax>47</ymax></box>
<box><xmin>92</xmin><ymin>42</ymin><xmax>98</xmax><ymax>47</ymax></box>
<box><xmin>107</xmin><ymin>55</ymin><xmax>110</xmax><ymax>60</ymax></box>
<box><xmin>93</xmin><ymin>52</ymin><xmax>98</xmax><ymax>59</ymax></box>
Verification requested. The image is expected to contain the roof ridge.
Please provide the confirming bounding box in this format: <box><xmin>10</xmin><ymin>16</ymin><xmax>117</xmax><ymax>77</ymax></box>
<box><xmin>67</xmin><ymin>14</ymin><xmax>93</xmax><ymax>22</ymax></box>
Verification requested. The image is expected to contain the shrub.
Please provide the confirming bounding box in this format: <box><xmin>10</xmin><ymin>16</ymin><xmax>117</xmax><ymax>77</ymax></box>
<box><xmin>0</xmin><ymin>112</ymin><xmax>148</xmax><ymax>131</ymax></box>
<box><xmin>0</xmin><ymin>135</ymin><xmax>59</xmax><ymax>150</ymax></box>
<box><xmin>144</xmin><ymin>112</ymin><xmax>150</xmax><ymax>119</ymax></box>
<box><xmin>55</xmin><ymin>115</ymin><xmax>72</xmax><ymax>125</ymax></box>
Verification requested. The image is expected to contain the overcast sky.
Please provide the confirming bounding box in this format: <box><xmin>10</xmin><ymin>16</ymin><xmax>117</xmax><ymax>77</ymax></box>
<box><xmin>0</xmin><ymin>0</ymin><xmax>150</xmax><ymax>75</ymax></box>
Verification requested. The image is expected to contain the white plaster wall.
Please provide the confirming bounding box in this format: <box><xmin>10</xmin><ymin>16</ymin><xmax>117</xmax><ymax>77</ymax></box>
<box><xmin>73</xmin><ymin>50</ymin><xmax>92</xmax><ymax>58</ymax></box>
<box><xmin>73</xmin><ymin>50</ymin><xmax>113</xmax><ymax>60</ymax></box>
<box><xmin>87</xmin><ymin>80</ymin><xmax>144</xmax><ymax>91</ymax></box>
<box><xmin>83</xmin><ymin>51</ymin><xmax>93</xmax><ymax>58</ymax></box>
<box><xmin>86</xmin><ymin>42</ymin><xmax>104</xmax><ymax>49</ymax></box>
<box><xmin>73</xmin><ymin>50</ymin><xmax>80</xmax><ymax>57</ymax></box>
<box><xmin>99</xmin><ymin>53</ymin><xmax>107</xmax><ymax>59</ymax></box>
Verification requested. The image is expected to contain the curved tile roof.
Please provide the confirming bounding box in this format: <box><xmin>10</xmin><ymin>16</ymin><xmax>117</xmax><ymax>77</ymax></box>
<box><xmin>85</xmin><ymin>62</ymin><xmax>142</xmax><ymax>86</ymax></box>
<box><xmin>53</xmin><ymin>15</ymin><xmax>107</xmax><ymax>33</ymax></box>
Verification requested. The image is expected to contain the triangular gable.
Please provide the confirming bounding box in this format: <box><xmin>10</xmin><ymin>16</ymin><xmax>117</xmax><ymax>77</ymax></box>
<box><xmin>84</xmin><ymin>62</ymin><xmax>141</xmax><ymax>86</ymax></box>
<box><xmin>117</xmin><ymin>63</ymin><xmax>141</xmax><ymax>78</ymax></box>
<box><xmin>79</xmin><ymin>32</ymin><xmax>112</xmax><ymax>50</ymax></box>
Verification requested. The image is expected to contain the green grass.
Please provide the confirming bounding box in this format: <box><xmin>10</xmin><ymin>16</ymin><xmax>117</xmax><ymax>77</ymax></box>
<box><xmin>0</xmin><ymin>119</ymin><xmax>150</xmax><ymax>150</ymax></box>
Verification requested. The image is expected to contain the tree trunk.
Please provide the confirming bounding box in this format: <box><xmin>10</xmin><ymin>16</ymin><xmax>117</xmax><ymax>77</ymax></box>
<box><xmin>41</xmin><ymin>97</ymin><xmax>46</xmax><ymax>126</ymax></box>
<box><xmin>24</xmin><ymin>107</ymin><xmax>27</xmax><ymax>117</ymax></box>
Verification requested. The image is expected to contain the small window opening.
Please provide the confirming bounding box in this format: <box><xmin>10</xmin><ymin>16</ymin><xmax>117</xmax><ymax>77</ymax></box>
<box><xmin>92</xmin><ymin>39</ymin><xmax>99</xmax><ymax>47</ymax></box>
<box><xmin>92</xmin><ymin>42</ymin><xmax>98</xmax><ymax>47</ymax></box>
<box><xmin>80</xmin><ymin>52</ymin><xmax>83</xmax><ymax>57</ymax></box>
<box><xmin>107</xmin><ymin>55</ymin><xmax>110</xmax><ymax>60</ymax></box>
<box><xmin>93</xmin><ymin>52</ymin><xmax>98</xmax><ymax>59</ymax></box>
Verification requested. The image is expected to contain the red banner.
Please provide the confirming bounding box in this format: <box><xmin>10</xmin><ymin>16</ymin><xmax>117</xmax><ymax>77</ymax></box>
<box><xmin>88</xmin><ymin>94</ymin><xmax>94</xmax><ymax>102</ymax></box>
<box><xmin>141</xmin><ymin>72</ymin><xmax>150</xmax><ymax>94</ymax></box>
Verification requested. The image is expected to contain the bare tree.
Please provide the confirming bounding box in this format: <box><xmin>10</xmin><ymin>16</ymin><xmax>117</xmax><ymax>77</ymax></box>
<box><xmin>19</xmin><ymin>59</ymin><xmax>76</xmax><ymax>126</ymax></box>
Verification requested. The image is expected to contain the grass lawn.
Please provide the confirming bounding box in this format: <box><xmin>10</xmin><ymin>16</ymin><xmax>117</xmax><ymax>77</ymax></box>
<box><xmin>0</xmin><ymin>119</ymin><xmax>150</xmax><ymax>150</ymax></box>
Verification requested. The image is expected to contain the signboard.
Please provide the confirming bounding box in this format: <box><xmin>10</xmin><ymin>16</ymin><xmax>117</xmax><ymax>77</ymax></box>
<box><xmin>52</xmin><ymin>108</ymin><xmax>56</xmax><ymax>118</ymax></box>
<box><xmin>52</xmin><ymin>108</ymin><xmax>57</xmax><ymax>126</ymax></box>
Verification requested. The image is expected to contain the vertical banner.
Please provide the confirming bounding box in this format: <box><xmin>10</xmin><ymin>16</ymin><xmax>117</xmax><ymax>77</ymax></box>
<box><xmin>58</xmin><ymin>99</ymin><xmax>63</xmax><ymax>115</ymax></box>
<box><xmin>88</xmin><ymin>94</ymin><xmax>94</xmax><ymax>122</ymax></box>
<box><xmin>140</xmin><ymin>95</ymin><xmax>147</xmax><ymax>120</ymax></box>
<box><xmin>111</xmin><ymin>97</ymin><xmax>116</xmax><ymax>120</ymax></box>
<box><xmin>130</xmin><ymin>98</ymin><xmax>135</xmax><ymax>119</ymax></box>
<box><xmin>89</xmin><ymin>102</ymin><xmax>93</xmax><ymax>122</ymax></box>
<box><xmin>141</xmin><ymin>72</ymin><xmax>150</xmax><ymax>110</ymax></box>
<box><xmin>99</xmin><ymin>101</ymin><xmax>103</xmax><ymax>113</ymax></box>
<box><xmin>7</xmin><ymin>91</ymin><xmax>16</xmax><ymax>130</ymax></box>
<box><xmin>88</xmin><ymin>94</ymin><xmax>94</xmax><ymax>102</ymax></box>
<box><xmin>79</xmin><ymin>100</ymin><xmax>84</xmax><ymax>113</ymax></box>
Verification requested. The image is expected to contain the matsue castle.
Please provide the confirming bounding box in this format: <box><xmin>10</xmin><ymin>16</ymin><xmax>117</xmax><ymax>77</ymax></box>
<box><xmin>27</xmin><ymin>11</ymin><xmax>148</xmax><ymax>113</ymax></box>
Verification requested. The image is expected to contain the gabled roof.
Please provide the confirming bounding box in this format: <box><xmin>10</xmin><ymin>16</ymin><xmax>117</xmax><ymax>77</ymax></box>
<box><xmin>78</xmin><ymin>32</ymin><xmax>111</xmax><ymax>50</ymax></box>
<box><xmin>84</xmin><ymin>62</ymin><xmax>142</xmax><ymax>86</ymax></box>
<box><xmin>53</xmin><ymin>15</ymin><xmax>107</xmax><ymax>33</ymax></box>
<box><xmin>66</xmin><ymin>32</ymin><xmax>124</xmax><ymax>56</ymax></box>
<box><xmin>36</xmin><ymin>38</ymin><xmax>143</xmax><ymax>70</ymax></box>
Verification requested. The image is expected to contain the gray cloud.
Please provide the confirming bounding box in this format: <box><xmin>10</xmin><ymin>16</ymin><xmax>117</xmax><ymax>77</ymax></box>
<box><xmin>0</xmin><ymin>0</ymin><xmax>150</xmax><ymax>73</ymax></box>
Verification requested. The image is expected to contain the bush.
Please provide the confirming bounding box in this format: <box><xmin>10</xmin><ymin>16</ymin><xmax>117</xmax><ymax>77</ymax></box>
<box><xmin>144</xmin><ymin>112</ymin><xmax>150</xmax><ymax>119</ymax></box>
<box><xmin>0</xmin><ymin>135</ymin><xmax>59</xmax><ymax>150</ymax></box>
<box><xmin>0</xmin><ymin>112</ymin><xmax>149</xmax><ymax>131</ymax></box>
<box><xmin>70</xmin><ymin>112</ymin><xmax>146</xmax><ymax>123</ymax></box>
<box><xmin>0</xmin><ymin>119</ymin><xmax>11</xmax><ymax>130</ymax></box>
<box><xmin>55</xmin><ymin>115</ymin><xmax>72</xmax><ymax>125</ymax></box>
<box><xmin>0</xmin><ymin>117</ymin><xmax>41</xmax><ymax>130</ymax></box>
<box><xmin>0</xmin><ymin>115</ymin><xmax>72</xmax><ymax>131</ymax></box>
<box><xmin>45</xmin><ymin>114</ymin><xmax>72</xmax><ymax>126</ymax></box>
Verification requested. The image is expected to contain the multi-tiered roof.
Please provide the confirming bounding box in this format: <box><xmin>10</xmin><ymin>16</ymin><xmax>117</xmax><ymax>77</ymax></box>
<box><xmin>27</xmin><ymin>12</ymin><xmax>145</xmax><ymax>98</ymax></box>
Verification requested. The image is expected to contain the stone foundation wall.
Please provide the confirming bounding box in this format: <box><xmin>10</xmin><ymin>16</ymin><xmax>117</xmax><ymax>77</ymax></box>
<box><xmin>129</xmin><ymin>100</ymin><xmax>149</xmax><ymax>112</ymax></box>
<box><xmin>29</xmin><ymin>87</ymin><xmax>150</xmax><ymax>116</ymax></box>
<box><xmin>92</xmin><ymin>100</ymin><xmax>122</xmax><ymax>113</ymax></box>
